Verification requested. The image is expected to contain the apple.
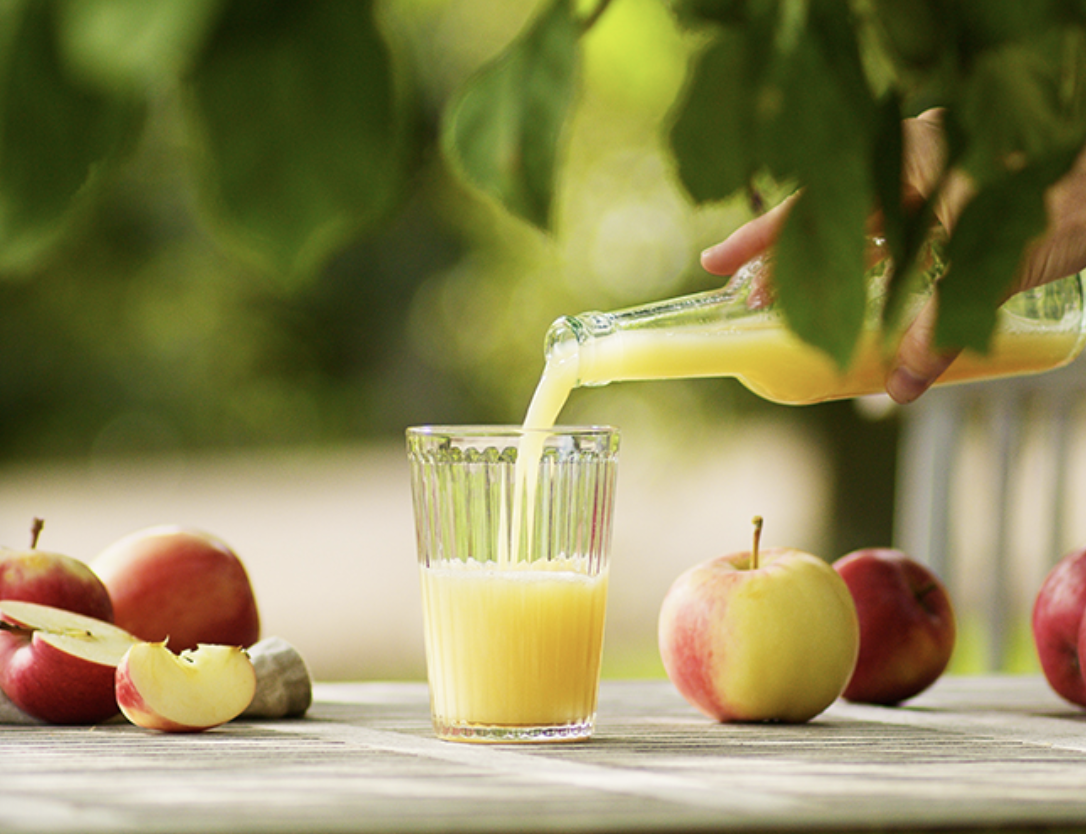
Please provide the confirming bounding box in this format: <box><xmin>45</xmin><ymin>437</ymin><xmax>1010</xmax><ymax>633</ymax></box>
<box><xmin>0</xmin><ymin>599</ymin><xmax>138</xmax><ymax>724</ymax></box>
<box><xmin>834</xmin><ymin>548</ymin><xmax>956</xmax><ymax>705</ymax></box>
<box><xmin>93</xmin><ymin>526</ymin><xmax>260</xmax><ymax>652</ymax></box>
<box><xmin>1033</xmin><ymin>547</ymin><xmax>1086</xmax><ymax>706</ymax></box>
<box><xmin>658</xmin><ymin>517</ymin><xmax>859</xmax><ymax>723</ymax></box>
<box><xmin>0</xmin><ymin>518</ymin><xmax>113</xmax><ymax>621</ymax></box>
<box><xmin>116</xmin><ymin>642</ymin><xmax>257</xmax><ymax>732</ymax></box>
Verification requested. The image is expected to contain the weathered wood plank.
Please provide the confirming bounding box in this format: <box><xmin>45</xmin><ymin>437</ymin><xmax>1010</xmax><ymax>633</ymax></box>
<box><xmin>0</xmin><ymin>677</ymin><xmax>1085</xmax><ymax>834</ymax></box>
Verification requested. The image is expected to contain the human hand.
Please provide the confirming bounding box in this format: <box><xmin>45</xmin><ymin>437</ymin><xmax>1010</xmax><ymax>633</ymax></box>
<box><xmin>701</xmin><ymin>109</ymin><xmax>1086</xmax><ymax>404</ymax></box>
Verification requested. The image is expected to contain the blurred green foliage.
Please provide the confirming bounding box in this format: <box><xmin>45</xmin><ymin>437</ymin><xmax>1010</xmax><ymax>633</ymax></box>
<box><xmin>1</xmin><ymin>0</ymin><xmax>1082</xmax><ymax>499</ymax></box>
<box><xmin>0</xmin><ymin>0</ymin><xmax>746</xmax><ymax>464</ymax></box>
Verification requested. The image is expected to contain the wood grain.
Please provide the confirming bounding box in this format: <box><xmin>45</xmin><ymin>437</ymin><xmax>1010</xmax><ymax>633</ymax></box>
<box><xmin>1</xmin><ymin>676</ymin><xmax>1085</xmax><ymax>833</ymax></box>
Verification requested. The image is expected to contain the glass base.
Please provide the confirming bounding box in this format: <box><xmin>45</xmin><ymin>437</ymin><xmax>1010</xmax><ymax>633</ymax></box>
<box><xmin>432</xmin><ymin>715</ymin><xmax>595</xmax><ymax>744</ymax></box>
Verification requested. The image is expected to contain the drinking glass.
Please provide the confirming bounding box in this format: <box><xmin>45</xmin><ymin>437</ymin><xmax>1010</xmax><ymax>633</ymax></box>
<box><xmin>407</xmin><ymin>425</ymin><xmax>619</xmax><ymax>743</ymax></box>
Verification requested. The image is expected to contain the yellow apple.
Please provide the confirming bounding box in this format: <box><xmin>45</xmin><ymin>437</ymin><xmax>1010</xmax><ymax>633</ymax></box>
<box><xmin>658</xmin><ymin>518</ymin><xmax>859</xmax><ymax>723</ymax></box>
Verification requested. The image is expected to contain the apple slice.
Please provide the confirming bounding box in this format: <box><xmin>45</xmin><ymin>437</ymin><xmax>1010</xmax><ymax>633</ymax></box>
<box><xmin>116</xmin><ymin>642</ymin><xmax>257</xmax><ymax>732</ymax></box>
<box><xmin>0</xmin><ymin>600</ymin><xmax>139</xmax><ymax>724</ymax></box>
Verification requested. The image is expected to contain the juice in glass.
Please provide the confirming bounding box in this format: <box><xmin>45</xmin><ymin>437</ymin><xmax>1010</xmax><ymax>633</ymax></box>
<box><xmin>420</xmin><ymin>557</ymin><xmax>608</xmax><ymax>731</ymax></box>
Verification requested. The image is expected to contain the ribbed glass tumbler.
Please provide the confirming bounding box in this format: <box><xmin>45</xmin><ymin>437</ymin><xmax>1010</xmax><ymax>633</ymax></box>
<box><xmin>407</xmin><ymin>425</ymin><xmax>619</xmax><ymax>743</ymax></box>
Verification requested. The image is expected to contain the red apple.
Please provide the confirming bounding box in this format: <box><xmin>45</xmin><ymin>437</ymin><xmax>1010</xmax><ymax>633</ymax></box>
<box><xmin>0</xmin><ymin>518</ymin><xmax>113</xmax><ymax>622</ymax></box>
<box><xmin>93</xmin><ymin>526</ymin><xmax>260</xmax><ymax>652</ymax></box>
<box><xmin>658</xmin><ymin>517</ymin><xmax>859</xmax><ymax>723</ymax></box>
<box><xmin>0</xmin><ymin>600</ymin><xmax>138</xmax><ymax>724</ymax></box>
<box><xmin>834</xmin><ymin>548</ymin><xmax>956</xmax><ymax>705</ymax></box>
<box><xmin>1034</xmin><ymin>547</ymin><xmax>1086</xmax><ymax>707</ymax></box>
<box><xmin>116</xmin><ymin>642</ymin><xmax>257</xmax><ymax>732</ymax></box>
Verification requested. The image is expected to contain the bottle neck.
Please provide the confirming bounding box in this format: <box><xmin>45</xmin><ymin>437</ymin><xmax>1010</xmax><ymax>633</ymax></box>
<box><xmin>543</xmin><ymin>266</ymin><xmax>774</xmax><ymax>390</ymax></box>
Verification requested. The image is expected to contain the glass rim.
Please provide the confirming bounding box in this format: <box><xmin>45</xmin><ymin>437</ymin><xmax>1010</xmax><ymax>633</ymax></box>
<box><xmin>406</xmin><ymin>424</ymin><xmax>618</xmax><ymax>438</ymax></box>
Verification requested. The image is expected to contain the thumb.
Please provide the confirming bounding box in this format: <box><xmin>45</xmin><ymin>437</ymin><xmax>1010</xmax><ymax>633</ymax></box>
<box><xmin>885</xmin><ymin>296</ymin><xmax>961</xmax><ymax>404</ymax></box>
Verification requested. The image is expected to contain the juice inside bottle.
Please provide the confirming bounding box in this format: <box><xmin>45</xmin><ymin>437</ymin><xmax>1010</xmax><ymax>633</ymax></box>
<box><xmin>552</xmin><ymin>316</ymin><xmax>1084</xmax><ymax>406</ymax></box>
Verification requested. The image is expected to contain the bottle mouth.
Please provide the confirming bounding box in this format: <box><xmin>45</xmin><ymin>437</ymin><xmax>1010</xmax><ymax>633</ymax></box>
<box><xmin>543</xmin><ymin>313</ymin><xmax>620</xmax><ymax>389</ymax></box>
<box><xmin>544</xmin><ymin>316</ymin><xmax>580</xmax><ymax>360</ymax></box>
<box><xmin>544</xmin><ymin>313</ymin><xmax>615</xmax><ymax>360</ymax></box>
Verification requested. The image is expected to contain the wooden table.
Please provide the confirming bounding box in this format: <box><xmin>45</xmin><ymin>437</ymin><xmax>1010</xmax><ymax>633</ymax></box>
<box><xmin>4</xmin><ymin>676</ymin><xmax>1086</xmax><ymax>833</ymax></box>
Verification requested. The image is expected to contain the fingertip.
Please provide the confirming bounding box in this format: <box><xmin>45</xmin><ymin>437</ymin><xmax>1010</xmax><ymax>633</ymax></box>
<box><xmin>886</xmin><ymin>366</ymin><xmax>931</xmax><ymax>405</ymax></box>
<box><xmin>700</xmin><ymin>242</ymin><xmax>731</xmax><ymax>275</ymax></box>
<box><xmin>701</xmin><ymin>195</ymin><xmax>794</xmax><ymax>277</ymax></box>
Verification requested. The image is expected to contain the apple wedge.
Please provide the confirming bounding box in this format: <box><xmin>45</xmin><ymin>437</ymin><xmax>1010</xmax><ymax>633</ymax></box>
<box><xmin>0</xmin><ymin>600</ymin><xmax>139</xmax><ymax>724</ymax></box>
<box><xmin>116</xmin><ymin>642</ymin><xmax>257</xmax><ymax>732</ymax></box>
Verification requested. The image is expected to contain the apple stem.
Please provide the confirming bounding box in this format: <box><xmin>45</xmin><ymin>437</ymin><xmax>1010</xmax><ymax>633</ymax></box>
<box><xmin>29</xmin><ymin>518</ymin><xmax>44</xmax><ymax>549</ymax></box>
<box><xmin>751</xmin><ymin>515</ymin><xmax>763</xmax><ymax>571</ymax></box>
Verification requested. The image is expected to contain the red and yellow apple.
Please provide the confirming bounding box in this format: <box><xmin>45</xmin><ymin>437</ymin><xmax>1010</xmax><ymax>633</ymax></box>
<box><xmin>658</xmin><ymin>517</ymin><xmax>859</xmax><ymax>723</ymax></box>
<box><xmin>0</xmin><ymin>600</ymin><xmax>138</xmax><ymax>724</ymax></box>
<box><xmin>834</xmin><ymin>548</ymin><xmax>956</xmax><ymax>705</ymax></box>
<box><xmin>0</xmin><ymin>518</ymin><xmax>113</xmax><ymax>622</ymax></box>
<box><xmin>93</xmin><ymin>526</ymin><xmax>260</xmax><ymax>652</ymax></box>
<box><xmin>1034</xmin><ymin>547</ymin><xmax>1086</xmax><ymax>706</ymax></box>
<box><xmin>116</xmin><ymin>642</ymin><xmax>257</xmax><ymax>732</ymax></box>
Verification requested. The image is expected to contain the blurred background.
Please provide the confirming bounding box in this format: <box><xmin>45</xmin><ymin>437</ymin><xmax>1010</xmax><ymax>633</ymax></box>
<box><xmin>0</xmin><ymin>0</ymin><xmax>1081</xmax><ymax>682</ymax></box>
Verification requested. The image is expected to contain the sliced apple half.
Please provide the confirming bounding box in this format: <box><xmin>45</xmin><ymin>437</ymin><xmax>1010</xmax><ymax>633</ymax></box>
<box><xmin>0</xmin><ymin>599</ymin><xmax>139</xmax><ymax>724</ymax></box>
<box><xmin>116</xmin><ymin>642</ymin><xmax>257</xmax><ymax>732</ymax></box>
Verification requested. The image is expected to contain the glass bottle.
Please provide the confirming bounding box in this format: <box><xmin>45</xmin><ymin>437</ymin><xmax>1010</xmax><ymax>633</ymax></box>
<box><xmin>543</xmin><ymin>241</ymin><xmax>1086</xmax><ymax>406</ymax></box>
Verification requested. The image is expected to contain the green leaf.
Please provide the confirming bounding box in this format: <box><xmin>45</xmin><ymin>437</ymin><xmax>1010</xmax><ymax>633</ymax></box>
<box><xmin>762</xmin><ymin>13</ymin><xmax>875</xmax><ymax>368</ymax></box>
<box><xmin>441</xmin><ymin>0</ymin><xmax>580</xmax><ymax>231</ymax></box>
<box><xmin>957</xmin><ymin>35</ymin><xmax>1086</xmax><ymax>182</ymax></box>
<box><xmin>0</xmin><ymin>1</ymin><xmax>144</xmax><ymax>268</ymax></box>
<box><xmin>868</xmin><ymin>0</ymin><xmax>948</xmax><ymax>71</ymax></box>
<box><xmin>807</xmin><ymin>1</ymin><xmax>880</xmax><ymax>115</ymax></box>
<box><xmin>670</xmin><ymin>0</ymin><xmax>747</xmax><ymax>29</ymax></box>
<box><xmin>937</xmin><ymin>152</ymin><xmax>1078</xmax><ymax>352</ymax></box>
<box><xmin>757</xmin><ymin>2</ymin><xmax>876</xmax><ymax>181</ymax></box>
<box><xmin>186</xmin><ymin>0</ymin><xmax>410</xmax><ymax>279</ymax></box>
<box><xmin>870</xmin><ymin>92</ymin><xmax>939</xmax><ymax>334</ymax></box>
<box><xmin>55</xmin><ymin>0</ymin><xmax>224</xmax><ymax>93</ymax></box>
<box><xmin>950</xmin><ymin>0</ymin><xmax>1061</xmax><ymax>52</ymax></box>
<box><xmin>870</xmin><ymin>93</ymin><xmax>905</xmax><ymax>254</ymax></box>
<box><xmin>774</xmin><ymin>172</ymin><xmax>870</xmax><ymax>369</ymax></box>
<box><xmin>667</xmin><ymin>28</ymin><xmax>756</xmax><ymax>204</ymax></box>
